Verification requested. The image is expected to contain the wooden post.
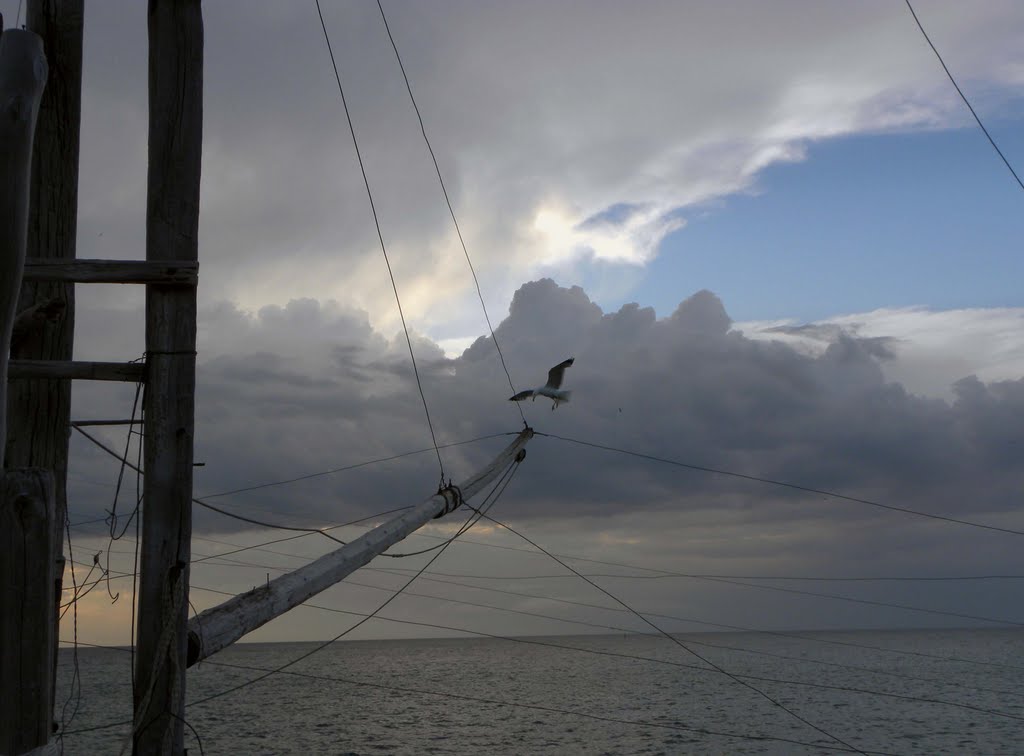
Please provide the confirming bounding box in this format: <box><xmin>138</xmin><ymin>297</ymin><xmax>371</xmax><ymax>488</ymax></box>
<box><xmin>12</xmin><ymin>5</ymin><xmax>84</xmax><ymax>738</ymax></box>
<box><xmin>134</xmin><ymin>2</ymin><xmax>202</xmax><ymax>754</ymax></box>
<box><xmin>0</xmin><ymin>470</ymin><xmax>57</xmax><ymax>755</ymax></box>
<box><xmin>8</xmin><ymin>0</ymin><xmax>84</xmax><ymax>471</ymax></box>
<box><xmin>0</xmin><ymin>28</ymin><xmax>48</xmax><ymax>470</ymax></box>
<box><xmin>187</xmin><ymin>429</ymin><xmax>532</xmax><ymax>665</ymax></box>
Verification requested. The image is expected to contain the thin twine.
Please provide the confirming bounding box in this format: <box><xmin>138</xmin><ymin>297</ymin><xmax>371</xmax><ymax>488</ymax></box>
<box><xmin>375</xmin><ymin>0</ymin><xmax>526</xmax><ymax>426</ymax></box>
<box><xmin>315</xmin><ymin>0</ymin><xmax>445</xmax><ymax>482</ymax></box>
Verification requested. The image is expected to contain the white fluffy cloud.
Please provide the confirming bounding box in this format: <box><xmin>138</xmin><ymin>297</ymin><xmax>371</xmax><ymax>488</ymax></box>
<box><xmin>51</xmin><ymin>0</ymin><xmax>1024</xmax><ymax>340</ymax></box>
<box><xmin>739</xmin><ymin>305</ymin><xmax>1024</xmax><ymax>398</ymax></box>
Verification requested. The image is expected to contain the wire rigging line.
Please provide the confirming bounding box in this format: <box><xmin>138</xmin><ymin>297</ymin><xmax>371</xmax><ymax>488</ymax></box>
<box><xmin>96</xmin><ymin>377</ymin><xmax>146</xmax><ymax>607</ymax></box>
<box><xmin>345</xmin><ymin>571</ymin><xmax>1024</xmax><ymax>673</ymax></box>
<box><xmin>198</xmin><ymin>432</ymin><xmax>514</xmax><ymax>500</ymax></box>
<box><xmin>72</xmin><ymin>425</ymin><xmax>347</xmax><ymax>545</ymax></box>
<box><xmin>64</xmin><ymin>558</ymin><xmax>1024</xmax><ymax>697</ymax></box>
<box><xmin>472</xmin><ymin>511</ymin><xmax>867</xmax><ymax>755</ymax></box>
<box><xmin>86</xmin><ymin>544</ymin><xmax>1024</xmax><ymax>679</ymax></box>
<box><xmin>904</xmin><ymin>0</ymin><xmax>1024</xmax><ymax>192</ymax></box>
<box><xmin>374</xmin><ymin>0</ymin><xmax>526</xmax><ymax>427</ymax></box>
<box><xmin>315</xmin><ymin>0</ymin><xmax>445</xmax><ymax>483</ymax></box>
<box><xmin>697</xmin><ymin>574</ymin><xmax>1024</xmax><ymax>628</ymax></box>
<box><xmin>537</xmin><ymin>431</ymin><xmax>1024</xmax><ymax>536</ymax></box>
<box><xmin>375</xmin><ymin>566</ymin><xmax>1024</xmax><ymax>583</ymax></box>
<box><xmin>189</xmin><ymin>506</ymin><xmax>414</xmax><ymax>564</ymax></box>
<box><xmin>60</xmin><ymin>624</ymin><xmax>1024</xmax><ymax>726</ymax></box>
<box><xmin>362</xmin><ymin>567</ymin><xmax>1024</xmax><ymax>669</ymax></box>
<box><xmin>105</xmin><ymin>380</ymin><xmax>144</xmax><ymax>541</ymax></box>
<box><xmin>245</xmin><ymin>593</ymin><xmax>1024</xmax><ymax>718</ymax></box>
<box><xmin>235</xmin><ymin>514</ymin><xmax>1024</xmax><ymax>656</ymax></box>
<box><xmin>185</xmin><ymin>453</ymin><xmax>523</xmax><ymax>710</ymax></box>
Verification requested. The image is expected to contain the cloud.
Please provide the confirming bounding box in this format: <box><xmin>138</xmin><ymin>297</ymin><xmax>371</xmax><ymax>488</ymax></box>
<box><xmin>36</xmin><ymin>0</ymin><xmax>1024</xmax><ymax>642</ymax></box>
<box><xmin>62</xmin><ymin>279</ymin><xmax>1024</xmax><ymax>642</ymax></box>
<box><xmin>68</xmin><ymin>280</ymin><xmax>1023</xmax><ymax>540</ymax></box>
<box><xmin>53</xmin><ymin>0</ymin><xmax>1024</xmax><ymax>340</ymax></box>
<box><xmin>739</xmin><ymin>305</ymin><xmax>1024</xmax><ymax>398</ymax></box>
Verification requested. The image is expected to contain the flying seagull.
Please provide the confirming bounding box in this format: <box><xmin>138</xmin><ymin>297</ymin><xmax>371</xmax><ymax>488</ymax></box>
<box><xmin>510</xmin><ymin>357</ymin><xmax>574</xmax><ymax>410</ymax></box>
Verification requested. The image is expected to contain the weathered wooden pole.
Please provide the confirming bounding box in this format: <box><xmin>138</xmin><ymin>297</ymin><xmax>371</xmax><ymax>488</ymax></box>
<box><xmin>0</xmin><ymin>470</ymin><xmax>58</xmax><ymax>756</ymax></box>
<box><xmin>133</xmin><ymin>1</ymin><xmax>202</xmax><ymax>754</ymax></box>
<box><xmin>0</xmin><ymin>28</ymin><xmax>48</xmax><ymax>469</ymax></box>
<box><xmin>8</xmin><ymin>0</ymin><xmax>84</xmax><ymax>471</ymax></box>
<box><xmin>187</xmin><ymin>429</ymin><xmax>532</xmax><ymax>666</ymax></box>
<box><xmin>10</xmin><ymin>4</ymin><xmax>84</xmax><ymax>739</ymax></box>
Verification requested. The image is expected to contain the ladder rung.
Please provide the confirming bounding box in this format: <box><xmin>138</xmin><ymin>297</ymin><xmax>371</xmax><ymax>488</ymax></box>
<box><xmin>23</xmin><ymin>259</ymin><xmax>198</xmax><ymax>285</ymax></box>
<box><xmin>8</xmin><ymin>360</ymin><xmax>146</xmax><ymax>382</ymax></box>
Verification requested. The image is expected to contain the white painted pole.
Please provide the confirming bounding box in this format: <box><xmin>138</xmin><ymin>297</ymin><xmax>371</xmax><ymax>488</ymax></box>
<box><xmin>186</xmin><ymin>428</ymin><xmax>532</xmax><ymax>666</ymax></box>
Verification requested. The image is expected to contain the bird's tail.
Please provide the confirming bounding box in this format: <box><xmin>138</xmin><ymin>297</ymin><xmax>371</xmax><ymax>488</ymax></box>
<box><xmin>561</xmin><ymin>391</ymin><xmax>572</xmax><ymax>403</ymax></box>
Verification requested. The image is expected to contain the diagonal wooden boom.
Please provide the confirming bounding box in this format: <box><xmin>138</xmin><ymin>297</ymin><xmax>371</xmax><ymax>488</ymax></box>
<box><xmin>186</xmin><ymin>428</ymin><xmax>532</xmax><ymax>666</ymax></box>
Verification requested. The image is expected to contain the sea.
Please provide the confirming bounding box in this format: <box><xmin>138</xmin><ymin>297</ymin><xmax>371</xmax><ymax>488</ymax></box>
<box><xmin>54</xmin><ymin>628</ymin><xmax>1024</xmax><ymax>755</ymax></box>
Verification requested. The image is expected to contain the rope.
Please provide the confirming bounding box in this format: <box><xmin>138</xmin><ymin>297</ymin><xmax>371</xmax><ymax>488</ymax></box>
<box><xmin>374</xmin><ymin>0</ymin><xmax>527</xmax><ymax>426</ymax></box>
<box><xmin>315</xmin><ymin>0</ymin><xmax>445</xmax><ymax>483</ymax></box>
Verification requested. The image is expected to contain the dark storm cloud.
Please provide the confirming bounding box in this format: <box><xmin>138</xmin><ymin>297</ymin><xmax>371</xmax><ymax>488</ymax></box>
<box><xmin>67</xmin><ymin>281</ymin><xmax>1023</xmax><ymax>546</ymax></box>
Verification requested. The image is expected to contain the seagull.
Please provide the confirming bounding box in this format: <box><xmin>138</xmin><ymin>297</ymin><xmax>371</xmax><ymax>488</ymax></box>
<box><xmin>509</xmin><ymin>357</ymin><xmax>574</xmax><ymax>410</ymax></box>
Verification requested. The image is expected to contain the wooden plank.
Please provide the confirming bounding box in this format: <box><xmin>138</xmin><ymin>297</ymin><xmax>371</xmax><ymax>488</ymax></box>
<box><xmin>0</xmin><ymin>469</ymin><xmax>58</xmax><ymax>755</ymax></box>
<box><xmin>8</xmin><ymin>359</ymin><xmax>145</xmax><ymax>382</ymax></box>
<box><xmin>0</xmin><ymin>28</ymin><xmax>48</xmax><ymax>470</ymax></box>
<box><xmin>134</xmin><ymin>2</ymin><xmax>203</xmax><ymax>753</ymax></box>
<box><xmin>70</xmin><ymin>419</ymin><xmax>143</xmax><ymax>427</ymax></box>
<box><xmin>186</xmin><ymin>429</ymin><xmax>533</xmax><ymax>666</ymax></box>
<box><xmin>23</xmin><ymin>258</ymin><xmax>198</xmax><ymax>284</ymax></box>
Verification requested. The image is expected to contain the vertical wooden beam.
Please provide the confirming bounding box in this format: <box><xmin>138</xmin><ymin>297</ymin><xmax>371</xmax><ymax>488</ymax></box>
<box><xmin>0</xmin><ymin>28</ymin><xmax>48</xmax><ymax>470</ymax></box>
<box><xmin>134</xmin><ymin>2</ymin><xmax>202</xmax><ymax>754</ymax></box>
<box><xmin>13</xmin><ymin>2</ymin><xmax>84</xmax><ymax>735</ymax></box>
<box><xmin>8</xmin><ymin>0</ymin><xmax>84</xmax><ymax>464</ymax></box>
<box><xmin>0</xmin><ymin>469</ymin><xmax>57</xmax><ymax>755</ymax></box>
<box><xmin>8</xmin><ymin>0</ymin><xmax>84</xmax><ymax>471</ymax></box>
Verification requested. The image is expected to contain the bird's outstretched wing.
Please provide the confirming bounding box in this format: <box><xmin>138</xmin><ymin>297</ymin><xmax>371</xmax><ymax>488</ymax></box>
<box><xmin>545</xmin><ymin>357</ymin><xmax>574</xmax><ymax>389</ymax></box>
<box><xmin>509</xmin><ymin>390</ymin><xmax>535</xmax><ymax>402</ymax></box>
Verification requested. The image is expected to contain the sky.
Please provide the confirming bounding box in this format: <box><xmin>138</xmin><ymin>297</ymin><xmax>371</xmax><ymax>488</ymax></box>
<box><xmin>3</xmin><ymin>1</ymin><xmax>1023</xmax><ymax>656</ymax></box>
